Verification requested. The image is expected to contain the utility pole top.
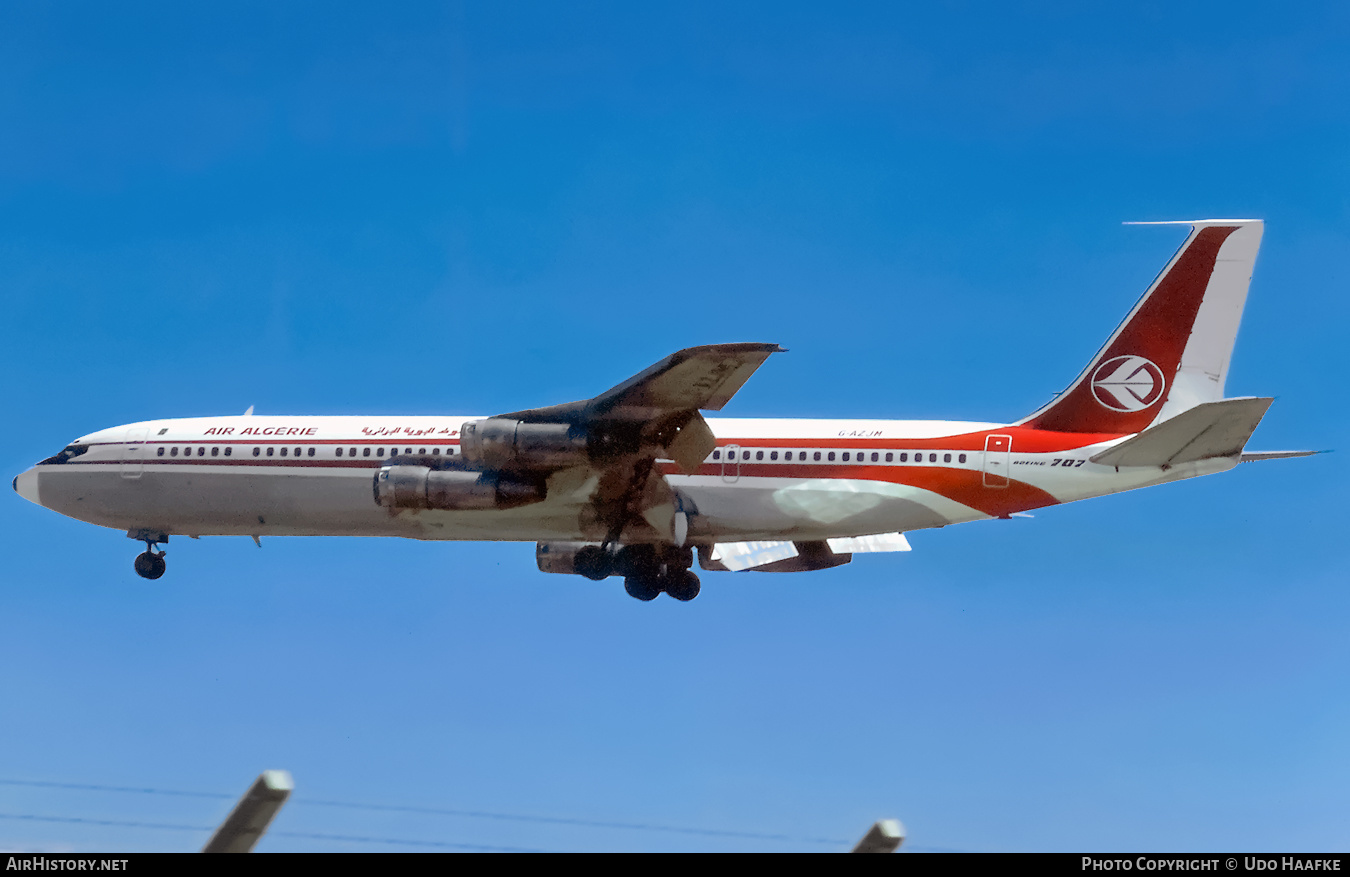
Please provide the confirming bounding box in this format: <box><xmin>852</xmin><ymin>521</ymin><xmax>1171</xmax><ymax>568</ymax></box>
<box><xmin>201</xmin><ymin>770</ymin><xmax>294</xmax><ymax>853</ymax></box>
<box><xmin>851</xmin><ymin>819</ymin><xmax>905</xmax><ymax>853</ymax></box>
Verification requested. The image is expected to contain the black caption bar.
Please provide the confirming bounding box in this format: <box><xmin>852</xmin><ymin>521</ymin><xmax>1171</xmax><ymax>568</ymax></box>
<box><xmin>3</xmin><ymin>852</ymin><xmax>1348</xmax><ymax>871</ymax></box>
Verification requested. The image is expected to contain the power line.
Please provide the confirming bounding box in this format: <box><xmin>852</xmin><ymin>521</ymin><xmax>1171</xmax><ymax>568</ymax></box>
<box><xmin>270</xmin><ymin>830</ymin><xmax>545</xmax><ymax>853</ymax></box>
<box><xmin>0</xmin><ymin>779</ymin><xmax>848</xmax><ymax>846</ymax></box>
<box><xmin>0</xmin><ymin>779</ymin><xmax>229</xmax><ymax>800</ymax></box>
<box><xmin>0</xmin><ymin>812</ymin><xmax>208</xmax><ymax>833</ymax></box>
<box><xmin>298</xmin><ymin>797</ymin><xmax>848</xmax><ymax>844</ymax></box>
<box><xmin>0</xmin><ymin>812</ymin><xmax>546</xmax><ymax>852</ymax></box>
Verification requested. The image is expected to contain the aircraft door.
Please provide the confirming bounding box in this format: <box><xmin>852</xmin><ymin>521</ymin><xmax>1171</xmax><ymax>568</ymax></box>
<box><xmin>122</xmin><ymin>428</ymin><xmax>150</xmax><ymax>480</ymax></box>
<box><xmin>983</xmin><ymin>434</ymin><xmax>1011</xmax><ymax>488</ymax></box>
<box><xmin>721</xmin><ymin>444</ymin><xmax>741</xmax><ymax>483</ymax></box>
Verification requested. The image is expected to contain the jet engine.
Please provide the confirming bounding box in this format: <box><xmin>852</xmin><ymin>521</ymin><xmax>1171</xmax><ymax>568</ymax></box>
<box><xmin>535</xmin><ymin>541</ymin><xmax>601</xmax><ymax>575</ymax></box>
<box><xmin>374</xmin><ymin>465</ymin><xmax>544</xmax><ymax>511</ymax></box>
<box><xmin>459</xmin><ymin>419</ymin><xmax>589</xmax><ymax>471</ymax></box>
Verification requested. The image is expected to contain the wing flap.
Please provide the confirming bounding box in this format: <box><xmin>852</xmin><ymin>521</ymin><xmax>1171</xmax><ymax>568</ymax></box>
<box><xmin>664</xmin><ymin>411</ymin><xmax>717</xmax><ymax>473</ymax></box>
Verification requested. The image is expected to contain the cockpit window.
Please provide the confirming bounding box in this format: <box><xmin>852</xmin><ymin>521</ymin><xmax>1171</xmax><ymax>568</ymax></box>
<box><xmin>38</xmin><ymin>444</ymin><xmax>90</xmax><ymax>466</ymax></box>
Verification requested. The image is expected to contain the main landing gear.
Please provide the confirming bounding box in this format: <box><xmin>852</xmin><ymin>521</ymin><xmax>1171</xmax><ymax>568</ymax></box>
<box><xmin>574</xmin><ymin>544</ymin><xmax>702</xmax><ymax>602</ymax></box>
<box><xmin>128</xmin><ymin>530</ymin><xmax>167</xmax><ymax>580</ymax></box>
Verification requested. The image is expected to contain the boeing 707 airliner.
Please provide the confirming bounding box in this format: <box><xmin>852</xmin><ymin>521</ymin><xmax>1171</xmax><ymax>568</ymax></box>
<box><xmin>13</xmin><ymin>220</ymin><xmax>1313</xmax><ymax>600</ymax></box>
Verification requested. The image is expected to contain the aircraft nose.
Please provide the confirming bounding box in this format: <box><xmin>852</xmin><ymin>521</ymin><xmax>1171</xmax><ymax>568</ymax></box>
<box><xmin>13</xmin><ymin>468</ymin><xmax>40</xmax><ymax>506</ymax></box>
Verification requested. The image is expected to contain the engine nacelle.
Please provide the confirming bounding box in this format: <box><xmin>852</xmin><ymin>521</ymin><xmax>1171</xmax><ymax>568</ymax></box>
<box><xmin>374</xmin><ymin>465</ymin><xmax>544</xmax><ymax>511</ymax></box>
<box><xmin>535</xmin><ymin>541</ymin><xmax>602</xmax><ymax>575</ymax></box>
<box><xmin>460</xmin><ymin>418</ymin><xmax>588</xmax><ymax>471</ymax></box>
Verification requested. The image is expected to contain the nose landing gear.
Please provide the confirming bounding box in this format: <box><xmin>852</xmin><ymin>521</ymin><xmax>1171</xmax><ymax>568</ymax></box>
<box><xmin>128</xmin><ymin>530</ymin><xmax>168</xmax><ymax>580</ymax></box>
<box><xmin>134</xmin><ymin>549</ymin><xmax>166</xmax><ymax>580</ymax></box>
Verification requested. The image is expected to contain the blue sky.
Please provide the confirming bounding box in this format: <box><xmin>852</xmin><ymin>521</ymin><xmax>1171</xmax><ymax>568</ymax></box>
<box><xmin>1</xmin><ymin>2</ymin><xmax>1347</xmax><ymax>852</ymax></box>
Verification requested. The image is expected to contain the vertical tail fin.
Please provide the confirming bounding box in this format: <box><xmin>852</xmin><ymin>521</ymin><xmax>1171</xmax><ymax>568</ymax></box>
<box><xmin>1022</xmin><ymin>220</ymin><xmax>1264</xmax><ymax>434</ymax></box>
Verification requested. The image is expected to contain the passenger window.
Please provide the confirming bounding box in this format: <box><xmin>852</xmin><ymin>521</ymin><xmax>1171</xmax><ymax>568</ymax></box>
<box><xmin>944</xmin><ymin>453</ymin><xmax>952</xmax><ymax>463</ymax></box>
<box><xmin>363</xmin><ymin>448</ymin><xmax>371</xmax><ymax>457</ymax></box>
<box><xmin>799</xmin><ymin>452</ymin><xmax>807</xmax><ymax>461</ymax></box>
<box><xmin>350</xmin><ymin>448</ymin><xmax>357</xmax><ymax>456</ymax></box>
<box><xmin>308</xmin><ymin>448</ymin><xmax>315</xmax><ymax>457</ymax></box>
<box><xmin>336</xmin><ymin>448</ymin><xmax>343</xmax><ymax>457</ymax></box>
<box><xmin>418</xmin><ymin>448</ymin><xmax>426</xmax><ymax>455</ymax></box>
<box><xmin>900</xmin><ymin>453</ymin><xmax>908</xmax><ymax>462</ymax></box>
<box><xmin>377</xmin><ymin>448</ymin><xmax>385</xmax><ymax>457</ymax></box>
<box><xmin>929</xmin><ymin>453</ymin><xmax>937</xmax><ymax>463</ymax></box>
<box><xmin>407</xmin><ymin>448</ymin><xmax>414</xmax><ymax>455</ymax></box>
<box><xmin>756</xmin><ymin>451</ymin><xmax>764</xmax><ymax>461</ymax></box>
<box><xmin>828</xmin><ymin>452</ymin><xmax>836</xmax><ymax>462</ymax></box>
<box><xmin>294</xmin><ymin>447</ymin><xmax>301</xmax><ymax>456</ymax></box>
<box><xmin>170</xmin><ymin>447</ymin><xmax>178</xmax><ymax>457</ymax></box>
<box><xmin>224</xmin><ymin>447</ymin><xmax>232</xmax><ymax>457</ymax></box>
<box><xmin>267</xmin><ymin>447</ymin><xmax>274</xmax><ymax>457</ymax></box>
<box><xmin>280</xmin><ymin>448</ymin><xmax>288</xmax><ymax>457</ymax></box>
<box><xmin>253</xmin><ymin>448</ymin><xmax>261</xmax><ymax>457</ymax></box>
<box><xmin>770</xmin><ymin>451</ymin><xmax>778</xmax><ymax>461</ymax></box>
<box><xmin>813</xmin><ymin>451</ymin><xmax>821</xmax><ymax>461</ymax></box>
<box><xmin>884</xmin><ymin>452</ymin><xmax>891</xmax><ymax>462</ymax></box>
<box><xmin>211</xmin><ymin>447</ymin><xmax>219</xmax><ymax>457</ymax></box>
<box><xmin>157</xmin><ymin>448</ymin><xmax>165</xmax><ymax>457</ymax></box>
<box><xmin>432</xmin><ymin>448</ymin><xmax>440</xmax><ymax>456</ymax></box>
<box><xmin>841</xmin><ymin>452</ymin><xmax>850</xmax><ymax>462</ymax></box>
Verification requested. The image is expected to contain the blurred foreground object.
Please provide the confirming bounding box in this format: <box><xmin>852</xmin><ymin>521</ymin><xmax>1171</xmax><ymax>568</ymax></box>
<box><xmin>201</xmin><ymin>770</ymin><xmax>293</xmax><ymax>853</ymax></box>
<box><xmin>851</xmin><ymin>818</ymin><xmax>905</xmax><ymax>853</ymax></box>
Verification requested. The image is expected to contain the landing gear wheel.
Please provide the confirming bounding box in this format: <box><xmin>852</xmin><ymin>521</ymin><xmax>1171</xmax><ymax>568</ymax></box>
<box><xmin>623</xmin><ymin>575</ymin><xmax>661</xmax><ymax>602</ymax></box>
<box><xmin>664</xmin><ymin>570</ymin><xmax>701</xmax><ymax>602</ymax></box>
<box><xmin>134</xmin><ymin>551</ymin><xmax>166</xmax><ymax>580</ymax></box>
<box><xmin>574</xmin><ymin>545</ymin><xmax>614</xmax><ymax>581</ymax></box>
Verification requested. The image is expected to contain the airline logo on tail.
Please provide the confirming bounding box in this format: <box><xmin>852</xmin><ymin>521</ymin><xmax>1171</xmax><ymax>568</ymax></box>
<box><xmin>1021</xmin><ymin>221</ymin><xmax>1259</xmax><ymax>435</ymax></box>
<box><xmin>1090</xmin><ymin>355</ymin><xmax>1166</xmax><ymax>412</ymax></box>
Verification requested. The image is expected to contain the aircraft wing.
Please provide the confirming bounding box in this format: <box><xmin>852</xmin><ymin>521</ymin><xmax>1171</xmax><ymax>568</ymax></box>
<box><xmin>501</xmin><ymin>342</ymin><xmax>784</xmax><ymax>421</ymax></box>
<box><xmin>498</xmin><ymin>342</ymin><xmax>784</xmax><ymax>472</ymax></box>
<box><xmin>466</xmin><ymin>343</ymin><xmax>783</xmax><ymax>547</ymax></box>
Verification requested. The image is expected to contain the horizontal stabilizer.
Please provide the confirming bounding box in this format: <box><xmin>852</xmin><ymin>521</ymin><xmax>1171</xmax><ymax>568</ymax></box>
<box><xmin>1091</xmin><ymin>396</ymin><xmax>1273</xmax><ymax>468</ymax></box>
<box><xmin>704</xmin><ymin>533</ymin><xmax>911</xmax><ymax>572</ymax></box>
<box><xmin>826</xmin><ymin>533</ymin><xmax>912</xmax><ymax>554</ymax></box>
<box><xmin>708</xmin><ymin>540</ymin><xmax>800</xmax><ymax>571</ymax></box>
<box><xmin>1240</xmin><ymin>450</ymin><xmax>1324</xmax><ymax>463</ymax></box>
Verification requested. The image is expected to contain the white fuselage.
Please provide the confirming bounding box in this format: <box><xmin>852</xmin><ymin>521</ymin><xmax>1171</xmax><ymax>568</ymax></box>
<box><xmin>14</xmin><ymin>414</ymin><xmax>1231</xmax><ymax>546</ymax></box>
